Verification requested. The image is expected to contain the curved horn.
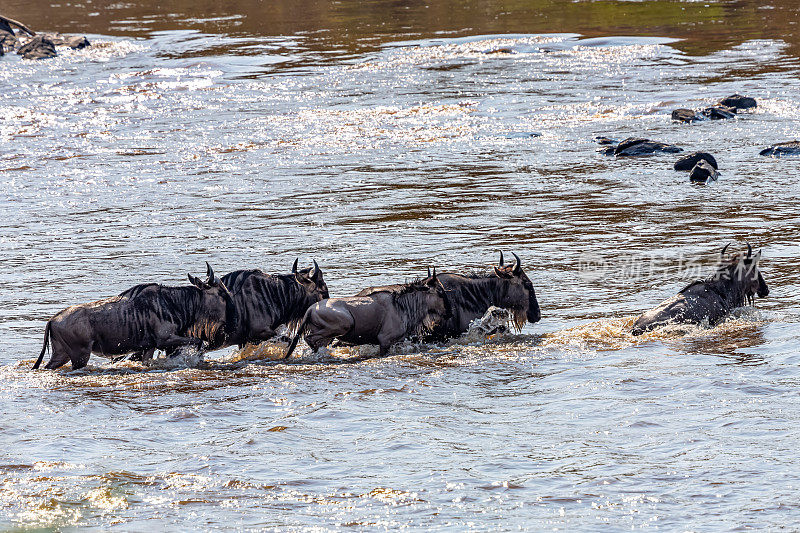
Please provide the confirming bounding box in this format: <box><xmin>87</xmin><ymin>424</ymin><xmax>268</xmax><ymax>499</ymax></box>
<box><xmin>427</xmin><ymin>267</ymin><xmax>431</xmax><ymax>278</ymax></box>
<box><xmin>205</xmin><ymin>262</ymin><xmax>216</xmax><ymax>283</ymax></box>
<box><xmin>512</xmin><ymin>252</ymin><xmax>522</xmax><ymax>274</ymax></box>
<box><xmin>746</xmin><ymin>242</ymin><xmax>752</xmax><ymax>258</ymax></box>
<box><xmin>292</xmin><ymin>258</ymin><xmax>299</xmax><ymax>274</ymax></box>
<box><xmin>721</xmin><ymin>243</ymin><xmax>730</xmax><ymax>258</ymax></box>
<box><xmin>432</xmin><ymin>267</ymin><xmax>436</xmax><ymax>278</ymax></box>
<box><xmin>312</xmin><ymin>259</ymin><xmax>320</xmax><ymax>280</ymax></box>
<box><xmin>499</xmin><ymin>251</ymin><xmax>504</xmax><ymax>267</ymax></box>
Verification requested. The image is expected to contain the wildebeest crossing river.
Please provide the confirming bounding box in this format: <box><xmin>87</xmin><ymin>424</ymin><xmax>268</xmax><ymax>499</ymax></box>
<box><xmin>2</xmin><ymin>0</ymin><xmax>800</xmax><ymax>530</ymax></box>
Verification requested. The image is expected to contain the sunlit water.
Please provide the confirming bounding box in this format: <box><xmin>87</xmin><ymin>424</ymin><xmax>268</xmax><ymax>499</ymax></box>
<box><xmin>2</xmin><ymin>3</ymin><xmax>800</xmax><ymax>530</ymax></box>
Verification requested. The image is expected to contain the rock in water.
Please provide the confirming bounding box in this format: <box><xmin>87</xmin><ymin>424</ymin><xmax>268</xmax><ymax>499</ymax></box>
<box><xmin>595</xmin><ymin>136</ymin><xmax>617</xmax><ymax>145</ymax></box>
<box><xmin>613</xmin><ymin>137</ymin><xmax>683</xmax><ymax>157</ymax></box>
<box><xmin>44</xmin><ymin>33</ymin><xmax>90</xmax><ymax>49</ymax></box>
<box><xmin>672</xmin><ymin>108</ymin><xmax>701</xmax><ymax>123</ymax></box>
<box><xmin>674</xmin><ymin>152</ymin><xmax>718</xmax><ymax>171</ymax></box>
<box><xmin>701</xmin><ymin>106</ymin><xmax>736</xmax><ymax>120</ymax></box>
<box><xmin>719</xmin><ymin>94</ymin><xmax>757</xmax><ymax>110</ymax></box>
<box><xmin>760</xmin><ymin>141</ymin><xmax>800</xmax><ymax>157</ymax></box>
<box><xmin>689</xmin><ymin>160</ymin><xmax>719</xmax><ymax>183</ymax></box>
<box><xmin>17</xmin><ymin>35</ymin><xmax>57</xmax><ymax>59</ymax></box>
<box><xmin>0</xmin><ymin>19</ymin><xmax>17</xmax><ymax>53</ymax></box>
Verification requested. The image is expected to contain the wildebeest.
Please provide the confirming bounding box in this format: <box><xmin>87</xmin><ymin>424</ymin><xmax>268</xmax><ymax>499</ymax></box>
<box><xmin>631</xmin><ymin>244</ymin><xmax>769</xmax><ymax>335</ymax></box>
<box><xmin>33</xmin><ymin>263</ymin><xmax>235</xmax><ymax>370</ymax></box>
<box><xmin>418</xmin><ymin>252</ymin><xmax>541</xmax><ymax>341</ymax></box>
<box><xmin>219</xmin><ymin>259</ymin><xmax>329</xmax><ymax>348</ymax></box>
<box><xmin>284</xmin><ymin>270</ymin><xmax>450</xmax><ymax>358</ymax></box>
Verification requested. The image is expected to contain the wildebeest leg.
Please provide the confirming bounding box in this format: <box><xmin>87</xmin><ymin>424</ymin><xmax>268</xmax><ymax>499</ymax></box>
<box><xmin>43</xmin><ymin>351</ymin><xmax>71</xmax><ymax>370</ymax></box>
<box><xmin>70</xmin><ymin>342</ymin><xmax>93</xmax><ymax>370</ymax></box>
<box><xmin>247</xmin><ymin>326</ymin><xmax>276</xmax><ymax>345</ymax></box>
<box><xmin>305</xmin><ymin>335</ymin><xmax>336</xmax><ymax>354</ymax></box>
<box><xmin>44</xmin><ymin>334</ymin><xmax>86</xmax><ymax>370</ymax></box>
<box><xmin>158</xmin><ymin>335</ymin><xmax>203</xmax><ymax>351</ymax></box>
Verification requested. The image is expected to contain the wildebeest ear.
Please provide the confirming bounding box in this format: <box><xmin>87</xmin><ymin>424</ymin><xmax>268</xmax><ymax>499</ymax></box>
<box><xmin>188</xmin><ymin>274</ymin><xmax>207</xmax><ymax>289</ymax></box>
<box><xmin>494</xmin><ymin>266</ymin><xmax>512</xmax><ymax>279</ymax></box>
<box><xmin>311</xmin><ymin>259</ymin><xmax>322</xmax><ymax>282</ymax></box>
<box><xmin>753</xmin><ymin>249</ymin><xmax>762</xmax><ymax>263</ymax></box>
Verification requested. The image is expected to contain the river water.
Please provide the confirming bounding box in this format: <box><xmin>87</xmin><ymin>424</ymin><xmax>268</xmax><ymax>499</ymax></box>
<box><xmin>2</xmin><ymin>0</ymin><xmax>800</xmax><ymax>530</ymax></box>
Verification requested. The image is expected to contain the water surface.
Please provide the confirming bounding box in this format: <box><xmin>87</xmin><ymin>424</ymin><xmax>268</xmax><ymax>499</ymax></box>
<box><xmin>1</xmin><ymin>0</ymin><xmax>800</xmax><ymax>530</ymax></box>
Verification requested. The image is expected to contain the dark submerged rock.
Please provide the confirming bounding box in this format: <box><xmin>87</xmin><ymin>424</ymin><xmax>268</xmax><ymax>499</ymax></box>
<box><xmin>671</xmin><ymin>108</ymin><xmax>701</xmax><ymax>123</ymax></box>
<box><xmin>689</xmin><ymin>160</ymin><xmax>719</xmax><ymax>183</ymax></box>
<box><xmin>44</xmin><ymin>33</ymin><xmax>90</xmax><ymax>49</ymax></box>
<box><xmin>595</xmin><ymin>136</ymin><xmax>617</xmax><ymax>145</ymax></box>
<box><xmin>674</xmin><ymin>152</ymin><xmax>718</xmax><ymax>171</ymax></box>
<box><xmin>484</xmin><ymin>47</ymin><xmax>515</xmax><ymax>54</ymax></box>
<box><xmin>0</xmin><ymin>19</ymin><xmax>17</xmax><ymax>53</ymax></box>
<box><xmin>719</xmin><ymin>94</ymin><xmax>757</xmax><ymax>110</ymax></box>
<box><xmin>701</xmin><ymin>106</ymin><xmax>736</xmax><ymax>120</ymax></box>
<box><xmin>760</xmin><ymin>141</ymin><xmax>800</xmax><ymax>157</ymax></box>
<box><xmin>17</xmin><ymin>35</ymin><xmax>57</xmax><ymax>59</ymax></box>
<box><xmin>613</xmin><ymin>137</ymin><xmax>682</xmax><ymax>157</ymax></box>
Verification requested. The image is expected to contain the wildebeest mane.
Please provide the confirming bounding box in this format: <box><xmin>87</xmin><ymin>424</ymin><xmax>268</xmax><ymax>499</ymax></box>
<box><xmin>120</xmin><ymin>284</ymin><xmax>222</xmax><ymax>343</ymax></box>
<box><xmin>389</xmin><ymin>280</ymin><xmax>442</xmax><ymax>337</ymax></box>
<box><xmin>678</xmin><ymin>254</ymin><xmax>752</xmax><ymax>308</ymax></box>
<box><xmin>119</xmin><ymin>283</ymin><xmax>158</xmax><ymax>299</ymax></box>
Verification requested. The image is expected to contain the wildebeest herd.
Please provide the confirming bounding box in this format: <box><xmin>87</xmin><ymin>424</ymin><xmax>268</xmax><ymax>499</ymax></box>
<box><xmin>32</xmin><ymin>245</ymin><xmax>769</xmax><ymax>371</ymax></box>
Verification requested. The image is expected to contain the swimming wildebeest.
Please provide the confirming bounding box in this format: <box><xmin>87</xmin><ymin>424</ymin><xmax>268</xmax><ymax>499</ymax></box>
<box><xmin>631</xmin><ymin>244</ymin><xmax>769</xmax><ymax>335</ymax></box>
<box><xmin>33</xmin><ymin>263</ymin><xmax>235</xmax><ymax>370</ymax></box>
<box><xmin>219</xmin><ymin>259</ymin><xmax>329</xmax><ymax>348</ymax></box>
<box><xmin>419</xmin><ymin>252</ymin><xmax>541</xmax><ymax>340</ymax></box>
<box><xmin>284</xmin><ymin>270</ymin><xmax>450</xmax><ymax>358</ymax></box>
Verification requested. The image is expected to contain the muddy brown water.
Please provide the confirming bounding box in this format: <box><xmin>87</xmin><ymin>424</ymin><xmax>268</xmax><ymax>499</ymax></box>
<box><xmin>1</xmin><ymin>0</ymin><xmax>800</xmax><ymax>530</ymax></box>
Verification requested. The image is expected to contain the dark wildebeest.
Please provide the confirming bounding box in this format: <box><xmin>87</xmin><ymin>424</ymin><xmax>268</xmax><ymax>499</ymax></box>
<box><xmin>33</xmin><ymin>263</ymin><xmax>236</xmax><ymax>370</ymax></box>
<box><xmin>284</xmin><ymin>271</ymin><xmax>450</xmax><ymax>358</ymax></box>
<box><xmin>631</xmin><ymin>244</ymin><xmax>769</xmax><ymax>335</ymax></box>
<box><xmin>219</xmin><ymin>259</ymin><xmax>329</xmax><ymax>348</ymax></box>
<box><xmin>416</xmin><ymin>252</ymin><xmax>541</xmax><ymax>340</ymax></box>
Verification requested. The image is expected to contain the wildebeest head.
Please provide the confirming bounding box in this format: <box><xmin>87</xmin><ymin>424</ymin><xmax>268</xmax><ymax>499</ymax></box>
<box><xmin>187</xmin><ymin>262</ymin><xmax>237</xmax><ymax>349</ymax></box>
<box><xmin>419</xmin><ymin>268</ymin><xmax>451</xmax><ymax>332</ymax></box>
<box><xmin>493</xmin><ymin>252</ymin><xmax>541</xmax><ymax>328</ymax></box>
<box><xmin>716</xmin><ymin>243</ymin><xmax>769</xmax><ymax>304</ymax></box>
<box><xmin>292</xmin><ymin>258</ymin><xmax>329</xmax><ymax>302</ymax></box>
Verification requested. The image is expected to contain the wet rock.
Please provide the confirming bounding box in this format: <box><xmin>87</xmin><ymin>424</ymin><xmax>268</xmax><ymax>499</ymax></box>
<box><xmin>484</xmin><ymin>47</ymin><xmax>516</xmax><ymax>54</ymax></box>
<box><xmin>595</xmin><ymin>136</ymin><xmax>617</xmax><ymax>145</ymax></box>
<box><xmin>759</xmin><ymin>141</ymin><xmax>800</xmax><ymax>157</ymax></box>
<box><xmin>674</xmin><ymin>152</ymin><xmax>718</xmax><ymax>171</ymax></box>
<box><xmin>719</xmin><ymin>94</ymin><xmax>757</xmax><ymax>110</ymax></box>
<box><xmin>44</xmin><ymin>33</ymin><xmax>90</xmax><ymax>49</ymax></box>
<box><xmin>17</xmin><ymin>35</ymin><xmax>56</xmax><ymax>59</ymax></box>
<box><xmin>701</xmin><ymin>106</ymin><xmax>736</xmax><ymax>120</ymax></box>
<box><xmin>612</xmin><ymin>137</ymin><xmax>683</xmax><ymax>157</ymax></box>
<box><xmin>689</xmin><ymin>160</ymin><xmax>719</xmax><ymax>183</ymax></box>
<box><xmin>671</xmin><ymin>108</ymin><xmax>701</xmax><ymax>123</ymax></box>
<box><xmin>0</xmin><ymin>19</ymin><xmax>17</xmax><ymax>53</ymax></box>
